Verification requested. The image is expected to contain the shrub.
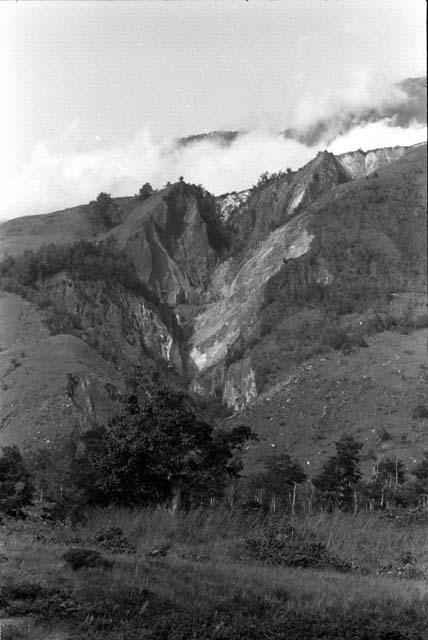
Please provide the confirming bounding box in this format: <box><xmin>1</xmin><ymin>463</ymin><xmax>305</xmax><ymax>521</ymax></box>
<box><xmin>137</xmin><ymin>182</ymin><xmax>154</xmax><ymax>201</ymax></box>
<box><xmin>61</xmin><ymin>548</ymin><xmax>113</xmax><ymax>571</ymax></box>
<box><xmin>89</xmin><ymin>526</ymin><xmax>136</xmax><ymax>554</ymax></box>
<box><xmin>412</xmin><ymin>405</ymin><xmax>428</xmax><ymax>420</ymax></box>
<box><xmin>90</xmin><ymin>192</ymin><xmax>121</xmax><ymax>227</ymax></box>
<box><xmin>244</xmin><ymin>520</ymin><xmax>350</xmax><ymax>570</ymax></box>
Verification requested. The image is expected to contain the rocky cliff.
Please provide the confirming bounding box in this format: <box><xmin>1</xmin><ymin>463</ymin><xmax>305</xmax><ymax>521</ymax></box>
<box><xmin>107</xmin><ymin>183</ymin><xmax>227</xmax><ymax>305</ymax></box>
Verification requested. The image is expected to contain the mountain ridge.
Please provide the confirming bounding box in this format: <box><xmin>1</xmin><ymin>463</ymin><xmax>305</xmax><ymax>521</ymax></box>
<box><xmin>175</xmin><ymin>76</ymin><xmax>426</xmax><ymax>149</ymax></box>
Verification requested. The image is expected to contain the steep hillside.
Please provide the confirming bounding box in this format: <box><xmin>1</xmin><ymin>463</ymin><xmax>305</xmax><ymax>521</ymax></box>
<box><xmin>227</xmin><ymin>327</ymin><xmax>428</xmax><ymax>476</ymax></box>
<box><xmin>0</xmin><ymin>291</ymin><xmax>123</xmax><ymax>447</ymax></box>
<box><xmin>0</xmin><ymin>201</ymin><xmax>116</xmax><ymax>259</ymax></box>
<box><xmin>0</xmin><ymin>143</ymin><xmax>426</xmax><ymax>467</ymax></box>
<box><xmin>107</xmin><ymin>182</ymin><xmax>227</xmax><ymax>305</ymax></box>
<box><xmin>189</xmin><ymin>143</ymin><xmax>426</xmax><ymax>409</ymax></box>
<box><xmin>225</xmin><ymin>151</ymin><xmax>351</xmax><ymax>251</ymax></box>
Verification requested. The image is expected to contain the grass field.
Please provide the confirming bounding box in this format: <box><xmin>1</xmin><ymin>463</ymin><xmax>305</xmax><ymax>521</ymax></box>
<box><xmin>1</xmin><ymin>508</ymin><xmax>428</xmax><ymax>639</ymax></box>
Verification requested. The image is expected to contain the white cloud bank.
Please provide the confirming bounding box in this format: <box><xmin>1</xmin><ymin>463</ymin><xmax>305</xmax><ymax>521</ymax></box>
<box><xmin>0</xmin><ymin>116</ymin><xmax>426</xmax><ymax>221</ymax></box>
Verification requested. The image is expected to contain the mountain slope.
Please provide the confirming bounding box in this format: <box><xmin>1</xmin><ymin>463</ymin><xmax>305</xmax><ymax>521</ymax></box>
<box><xmin>0</xmin><ymin>143</ymin><xmax>426</xmax><ymax>469</ymax></box>
<box><xmin>0</xmin><ymin>291</ymin><xmax>123</xmax><ymax>447</ymax></box>
<box><xmin>227</xmin><ymin>327</ymin><xmax>428</xmax><ymax>475</ymax></box>
<box><xmin>189</xmin><ymin>143</ymin><xmax>426</xmax><ymax>408</ymax></box>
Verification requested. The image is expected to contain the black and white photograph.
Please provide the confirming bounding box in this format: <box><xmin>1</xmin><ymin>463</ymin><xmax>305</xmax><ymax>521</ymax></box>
<box><xmin>0</xmin><ymin>1</ymin><xmax>426</xmax><ymax>638</ymax></box>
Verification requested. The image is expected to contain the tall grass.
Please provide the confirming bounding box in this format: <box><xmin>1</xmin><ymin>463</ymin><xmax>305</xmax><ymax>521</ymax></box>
<box><xmin>77</xmin><ymin>506</ymin><xmax>428</xmax><ymax>570</ymax></box>
<box><xmin>2</xmin><ymin>507</ymin><xmax>428</xmax><ymax>639</ymax></box>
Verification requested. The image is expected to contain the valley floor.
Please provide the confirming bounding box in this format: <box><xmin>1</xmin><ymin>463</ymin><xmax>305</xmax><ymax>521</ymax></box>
<box><xmin>1</xmin><ymin>508</ymin><xmax>428</xmax><ymax>639</ymax></box>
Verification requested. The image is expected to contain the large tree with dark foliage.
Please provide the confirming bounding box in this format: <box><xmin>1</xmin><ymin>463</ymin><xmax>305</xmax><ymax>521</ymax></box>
<box><xmin>313</xmin><ymin>435</ymin><xmax>363</xmax><ymax>511</ymax></box>
<box><xmin>82</xmin><ymin>389</ymin><xmax>256</xmax><ymax>509</ymax></box>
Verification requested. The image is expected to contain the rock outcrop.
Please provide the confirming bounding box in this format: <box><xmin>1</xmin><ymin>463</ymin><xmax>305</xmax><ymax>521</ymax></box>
<box><xmin>225</xmin><ymin>152</ymin><xmax>351</xmax><ymax>251</ymax></box>
<box><xmin>337</xmin><ymin>145</ymin><xmax>409</xmax><ymax>179</ymax></box>
<box><xmin>108</xmin><ymin>183</ymin><xmax>227</xmax><ymax>305</ymax></box>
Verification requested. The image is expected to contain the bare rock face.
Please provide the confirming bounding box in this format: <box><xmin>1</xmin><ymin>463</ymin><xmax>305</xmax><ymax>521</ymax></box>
<box><xmin>222</xmin><ymin>357</ymin><xmax>257</xmax><ymax>411</ymax></box>
<box><xmin>189</xmin><ymin>214</ymin><xmax>314</xmax><ymax>376</ymax></box>
<box><xmin>38</xmin><ymin>274</ymin><xmax>182</xmax><ymax>371</ymax></box>
<box><xmin>216</xmin><ymin>190</ymin><xmax>251</xmax><ymax>223</ymax></box>
<box><xmin>110</xmin><ymin>183</ymin><xmax>225</xmax><ymax>305</ymax></box>
<box><xmin>337</xmin><ymin>145</ymin><xmax>408</xmax><ymax>179</ymax></box>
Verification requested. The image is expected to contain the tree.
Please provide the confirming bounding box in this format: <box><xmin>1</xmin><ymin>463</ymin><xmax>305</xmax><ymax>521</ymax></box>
<box><xmin>90</xmin><ymin>192</ymin><xmax>120</xmax><ymax>227</ymax></box>
<box><xmin>313</xmin><ymin>435</ymin><xmax>363</xmax><ymax>511</ymax></box>
<box><xmin>368</xmin><ymin>456</ymin><xmax>407</xmax><ymax>508</ymax></box>
<box><xmin>264</xmin><ymin>453</ymin><xmax>305</xmax><ymax>503</ymax></box>
<box><xmin>82</xmin><ymin>389</ymin><xmax>256</xmax><ymax>509</ymax></box>
<box><xmin>375</xmin><ymin>456</ymin><xmax>406</xmax><ymax>488</ymax></box>
<box><xmin>249</xmin><ymin>453</ymin><xmax>306</xmax><ymax>512</ymax></box>
<box><xmin>0</xmin><ymin>446</ymin><xmax>33</xmax><ymax>517</ymax></box>
<box><xmin>138</xmin><ymin>182</ymin><xmax>154</xmax><ymax>201</ymax></box>
<box><xmin>413</xmin><ymin>452</ymin><xmax>428</xmax><ymax>485</ymax></box>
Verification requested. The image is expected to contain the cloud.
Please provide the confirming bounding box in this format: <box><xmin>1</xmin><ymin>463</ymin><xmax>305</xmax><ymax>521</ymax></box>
<box><xmin>327</xmin><ymin>119</ymin><xmax>426</xmax><ymax>155</ymax></box>
<box><xmin>0</xmin><ymin>79</ymin><xmax>426</xmax><ymax>221</ymax></box>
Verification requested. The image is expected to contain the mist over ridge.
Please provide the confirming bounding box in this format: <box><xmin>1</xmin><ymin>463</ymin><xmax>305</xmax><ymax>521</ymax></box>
<box><xmin>1</xmin><ymin>76</ymin><xmax>425</xmax><ymax>221</ymax></box>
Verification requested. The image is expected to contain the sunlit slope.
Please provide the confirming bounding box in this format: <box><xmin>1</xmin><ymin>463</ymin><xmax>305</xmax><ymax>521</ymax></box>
<box><xmin>228</xmin><ymin>328</ymin><xmax>428</xmax><ymax>476</ymax></box>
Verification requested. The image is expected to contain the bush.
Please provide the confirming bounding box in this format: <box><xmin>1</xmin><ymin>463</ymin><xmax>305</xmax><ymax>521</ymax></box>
<box><xmin>90</xmin><ymin>192</ymin><xmax>121</xmax><ymax>227</ymax></box>
<box><xmin>89</xmin><ymin>526</ymin><xmax>136</xmax><ymax>554</ymax></box>
<box><xmin>137</xmin><ymin>182</ymin><xmax>154</xmax><ymax>201</ymax></box>
<box><xmin>412</xmin><ymin>405</ymin><xmax>428</xmax><ymax>420</ymax></box>
<box><xmin>61</xmin><ymin>548</ymin><xmax>113</xmax><ymax>571</ymax></box>
<box><xmin>244</xmin><ymin>520</ymin><xmax>351</xmax><ymax>570</ymax></box>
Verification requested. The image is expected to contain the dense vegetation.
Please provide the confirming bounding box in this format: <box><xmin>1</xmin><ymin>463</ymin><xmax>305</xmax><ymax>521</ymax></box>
<box><xmin>1</xmin><ymin>386</ymin><xmax>427</xmax><ymax>522</ymax></box>
<box><xmin>0</xmin><ymin>237</ymin><xmax>182</xmax><ymax>354</ymax></box>
<box><xmin>263</xmin><ymin>159</ymin><xmax>426</xmax><ymax>318</ymax></box>
<box><xmin>80</xmin><ymin>389</ymin><xmax>256</xmax><ymax>509</ymax></box>
<box><xmin>0</xmin><ymin>239</ymin><xmax>143</xmax><ymax>294</ymax></box>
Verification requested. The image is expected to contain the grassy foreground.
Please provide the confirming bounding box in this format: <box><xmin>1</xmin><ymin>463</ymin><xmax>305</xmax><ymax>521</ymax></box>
<box><xmin>1</xmin><ymin>508</ymin><xmax>428</xmax><ymax>639</ymax></box>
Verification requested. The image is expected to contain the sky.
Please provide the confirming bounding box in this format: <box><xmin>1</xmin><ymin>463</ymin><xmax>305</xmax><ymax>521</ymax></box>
<box><xmin>0</xmin><ymin>0</ymin><xmax>426</xmax><ymax>219</ymax></box>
